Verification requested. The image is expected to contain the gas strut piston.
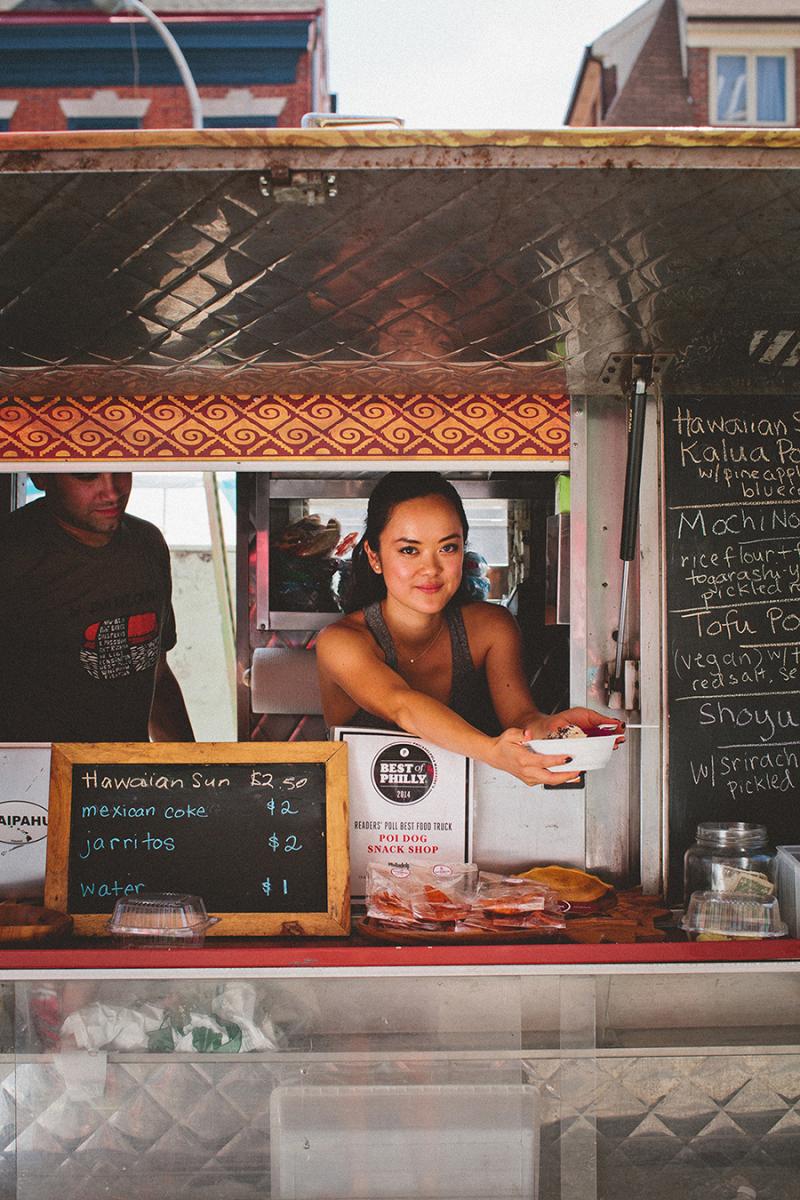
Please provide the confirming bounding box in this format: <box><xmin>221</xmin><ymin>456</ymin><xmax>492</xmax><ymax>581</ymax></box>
<box><xmin>608</xmin><ymin>365</ymin><xmax>650</xmax><ymax>710</ymax></box>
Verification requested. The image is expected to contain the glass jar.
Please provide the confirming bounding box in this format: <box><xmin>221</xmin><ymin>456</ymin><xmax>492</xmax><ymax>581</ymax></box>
<box><xmin>683</xmin><ymin>822</ymin><xmax>775</xmax><ymax>908</ymax></box>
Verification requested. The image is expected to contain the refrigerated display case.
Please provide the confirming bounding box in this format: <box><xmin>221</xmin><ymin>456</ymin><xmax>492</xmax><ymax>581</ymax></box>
<box><xmin>1</xmin><ymin>954</ymin><xmax>799</xmax><ymax>1200</ymax></box>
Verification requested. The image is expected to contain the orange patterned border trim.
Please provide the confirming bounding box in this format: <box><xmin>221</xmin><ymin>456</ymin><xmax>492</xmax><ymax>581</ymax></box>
<box><xmin>0</xmin><ymin>394</ymin><xmax>569</xmax><ymax>462</ymax></box>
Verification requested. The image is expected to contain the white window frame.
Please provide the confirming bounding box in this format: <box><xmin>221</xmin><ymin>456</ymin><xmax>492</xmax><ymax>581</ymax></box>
<box><xmin>709</xmin><ymin>49</ymin><xmax>795</xmax><ymax>126</ymax></box>
<box><xmin>59</xmin><ymin>90</ymin><xmax>150</xmax><ymax>125</ymax></box>
<box><xmin>201</xmin><ymin>90</ymin><xmax>286</xmax><ymax>122</ymax></box>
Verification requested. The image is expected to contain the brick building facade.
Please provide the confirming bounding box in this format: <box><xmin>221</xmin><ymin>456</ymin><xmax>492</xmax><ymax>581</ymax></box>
<box><xmin>567</xmin><ymin>0</ymin><xmax>800</xmax><ymax>128</ymax></box>
<box><xmin>0</xmin><ymin>0</ymin><xmax>329</xmax><ymax>131</ymax></box>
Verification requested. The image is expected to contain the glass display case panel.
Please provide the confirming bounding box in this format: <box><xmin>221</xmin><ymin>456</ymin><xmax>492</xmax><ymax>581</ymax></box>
<box><xmin>4</xmin><ymin>970</ymin><xmax>800</xmax><ymax>1200</ymax></box>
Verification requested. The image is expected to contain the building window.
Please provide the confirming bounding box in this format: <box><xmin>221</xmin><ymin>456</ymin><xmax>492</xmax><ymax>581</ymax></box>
<box><xmin>201</xmin><ymin>90</ymin><xmax>285</xmax><ymax>127</ymax></box>
<box><xmin>66</xmin><ymin>116</ymin><xmax>141</xmax><ymax>131</ymax></box>
<box><xmin>713</xmin><ymin>51</ymin><xmax>793</xmax><ymax>125</ymax></box>
<box><xmin>59</xmin><ymin>91</ymin><xmax>149</xmax><ymax>130</ymax></box>
<box><xmin>202</xmin><ymin>115</ymin><xmax>278</xmax><ymax>129</ymax></box>
<box><xmin>0</xmin><ymin>100</ymin><xmax>18</xmax><ymax>131</ymax></box>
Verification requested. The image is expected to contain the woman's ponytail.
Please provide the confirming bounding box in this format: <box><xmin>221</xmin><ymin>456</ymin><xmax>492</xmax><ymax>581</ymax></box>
<box><xmin>343</xmin><ymin>536</ymin><xmax>385</xmax><ymax>612</ymax></box>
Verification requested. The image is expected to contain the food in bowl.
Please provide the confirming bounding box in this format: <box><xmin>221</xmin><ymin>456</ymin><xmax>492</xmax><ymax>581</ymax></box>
<box><xmin>547</xmin><ymin>722</ymin><xmax>587</xmax><ymax>740</ymax></box>
<box><xmin>525</xmin><ymin>729</ymin><xmax>617</xmax><ymax>772</ymax></box>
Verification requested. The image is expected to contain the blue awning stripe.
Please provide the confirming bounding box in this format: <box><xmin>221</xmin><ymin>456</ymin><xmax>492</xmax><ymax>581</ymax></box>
<box><xmin>0</xmin><ymin>21</ymin><xmax>310</xmax><ymax>87</ymax></box>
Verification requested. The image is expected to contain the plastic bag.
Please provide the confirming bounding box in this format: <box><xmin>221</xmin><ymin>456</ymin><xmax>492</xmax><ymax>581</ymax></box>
<box><xmin>459</xmin><ymin>872</ymin><xmax>565</xmax><ymax>934</ymax></box>
<box><xmin>366</xmin><ymin>861</ymin><xmax>478</xmax><ymax>929</ymax></box>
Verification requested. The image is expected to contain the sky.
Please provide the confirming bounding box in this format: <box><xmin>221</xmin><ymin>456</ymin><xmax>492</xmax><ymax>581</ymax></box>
<box><xmin>326</xmin><ymin>0</ymin><xmax>647</xmax><ymax>129</ymax></box>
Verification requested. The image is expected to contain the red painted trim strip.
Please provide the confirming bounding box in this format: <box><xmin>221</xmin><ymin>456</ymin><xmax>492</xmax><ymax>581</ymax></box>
<box><xmin>1</xmin><ymin>939</ymin><xmax>799</xmax><ymax>972</ymax></box>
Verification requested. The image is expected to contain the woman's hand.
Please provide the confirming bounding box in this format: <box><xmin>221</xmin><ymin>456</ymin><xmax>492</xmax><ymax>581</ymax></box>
<box><xmin>488</xmin><ymin>728</ymin><xmax>582</xmax><ymax>787</ymax></box>
<box><xmin>527</xmin><ymin>707</ymin><xmax>626</xmax><ymax>747</ymax></box>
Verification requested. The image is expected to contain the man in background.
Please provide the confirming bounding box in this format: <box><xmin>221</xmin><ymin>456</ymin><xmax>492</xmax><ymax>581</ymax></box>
<box><xmin>0</xmin><ymin>472</ymin><xmax>193</xmax><ymax>743</ymax></box>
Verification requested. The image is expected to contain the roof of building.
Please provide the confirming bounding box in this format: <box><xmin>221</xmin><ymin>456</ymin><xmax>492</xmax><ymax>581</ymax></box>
<box><xmin>682</xmin><ymin>1</ymin><xmax>800</xmax><ymax>17</ymax></box>
<box><xmin>604</xmin><ymin>0</ymin><xmax>691</xmax><ymax>125</ymax></box>
<box><xmin>1</xmin><ymin>0</ymin><xmax>322</xmax><ymax>13</ymax></box>
<box><xmin>591</xmin><ymin>0</ymin><xmax>663</xmax><ymax>98</ymax></box>
<box><xmin>566</xmin><ymin>0</ymin><xmax>693</xmax><ymax>126</ymax></box>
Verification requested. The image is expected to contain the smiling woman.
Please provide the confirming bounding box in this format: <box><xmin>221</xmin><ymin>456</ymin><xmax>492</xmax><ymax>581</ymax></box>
<box><xmin>315</xmin><ymin>472</ymin><xmax>622</xmax><ymax>785</ymax></box>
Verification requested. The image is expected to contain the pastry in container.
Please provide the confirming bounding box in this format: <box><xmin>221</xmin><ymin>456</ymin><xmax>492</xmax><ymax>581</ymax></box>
<box><xmin>107</xmin><ymin>893</ymin><xmax>219</xmax><ymax>947</ymax></box>
<box><xmin>681</xmin><ymin>890</ymin><xmax>787</xmax><ymax>941</ymax></box>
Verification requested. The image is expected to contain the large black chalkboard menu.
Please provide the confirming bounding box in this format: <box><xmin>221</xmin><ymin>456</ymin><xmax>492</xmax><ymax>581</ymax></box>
<box><xmin>664</xmin><ymin>395</ymin><xmax>800</xmax><ymax>892</ymax></box>
<box><xmin>45</xmin><ymin>743</ymin><xmax>349</xmax><ymax>936</ymax></box>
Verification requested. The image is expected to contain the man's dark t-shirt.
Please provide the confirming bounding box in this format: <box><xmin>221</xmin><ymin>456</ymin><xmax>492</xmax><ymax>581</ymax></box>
<box><xmin>0</xmin><ymin>500</ymin><xmax>177</xmax><ymax>742</ymax></box>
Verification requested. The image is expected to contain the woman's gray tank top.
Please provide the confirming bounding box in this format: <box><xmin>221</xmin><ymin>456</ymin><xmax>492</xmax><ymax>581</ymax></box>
<box><xmin>344</xmin><ymin>601</ymin><xmax>500</xmax><ymax>736</ymax></box>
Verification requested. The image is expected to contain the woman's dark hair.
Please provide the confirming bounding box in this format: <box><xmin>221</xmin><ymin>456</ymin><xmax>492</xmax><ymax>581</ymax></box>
<box><xmin>344</xmin><ymin>472</ymin><xmax>469</xmax><ymax>612</ymax></box>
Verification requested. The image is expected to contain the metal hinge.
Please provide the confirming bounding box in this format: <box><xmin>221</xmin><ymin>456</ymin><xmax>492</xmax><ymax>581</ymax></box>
<box><xmin>258</xmin><ymin>168</ymin><xmax>337</xmax><ymax>206</ymax></box>
<box><xmin>605</xmin><ymin>657</ymin><xmax>639</xmax><ymax>711</ymax></box>
<box><xmin>599</xmin><ymin>351</ymin><xmax>673</xmax><ymax>388</ymax></box>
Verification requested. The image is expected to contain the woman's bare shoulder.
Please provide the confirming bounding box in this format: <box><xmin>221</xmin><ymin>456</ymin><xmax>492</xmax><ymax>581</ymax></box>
<box><xmin>316</xmin><ymin>611</ymin><xmax>371</xmax><ymax>654</ymax></box>
<box><xmin>459</xmin><ymin>600</ymin><xmax>518</xmax><ymax>634</ymax></box>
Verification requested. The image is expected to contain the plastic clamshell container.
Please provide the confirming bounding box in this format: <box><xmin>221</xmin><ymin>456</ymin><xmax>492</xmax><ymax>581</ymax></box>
<box><xmin>270</xmin><ymin>1083</ymin><xmax>539</xmax><ymax>1199</ymax></box>
<box><xmin>775</xmin><ymin>846</ymin><xmax>800</xmax><ymax>938</ymax></box>
<box><xmin>107</xmin><ymin>892</ymin><xmax>219</xmax><ymax>947</ymax></box>
<box><xmin>525</xmin><ymin>732</ymin><xmax>616</xmax><ymax>773</ymax></box>
<box><xmin>681</xmin><ymin>890</ymin><xmax>788</xmax><ymax>941</ymax></box>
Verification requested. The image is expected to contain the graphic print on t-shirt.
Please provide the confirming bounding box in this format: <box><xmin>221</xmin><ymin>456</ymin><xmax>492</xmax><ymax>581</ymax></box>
<box><xmin>80</xmin><ymin>612</ymin><xmax>159</xmax><ymax>680</ymax></box>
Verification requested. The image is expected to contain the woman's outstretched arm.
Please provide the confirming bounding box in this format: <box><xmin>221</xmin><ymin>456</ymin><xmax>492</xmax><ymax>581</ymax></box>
<box><xmin>316</xmin><ymin>620</ymin><xmax>576</xmax><ymax>786</ymax></box>
<box><xmin>474</xmin><ymin>604</ymin><xmax>625</xmax><ymax>754</ymax></box>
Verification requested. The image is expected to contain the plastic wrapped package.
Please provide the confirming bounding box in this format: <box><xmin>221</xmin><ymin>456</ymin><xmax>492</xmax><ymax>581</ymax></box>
<box><xmin>365</xmin><ymin>863</ymin><xmax>566</xmax><ymax>937</ymax></box>
<box><xmin>462</xmin><ymin>873</ymin><xmax>566</xmax><ymax>935</ymax></box>
<box><xmin>462</xmin><ymin>550</ymin><xmax>491</xmax><ymax>601</ymax></box>
<box><xmin>367</xmin><ymin>862</ymin><xmax>478</xmax><ymax>930</ymax></box>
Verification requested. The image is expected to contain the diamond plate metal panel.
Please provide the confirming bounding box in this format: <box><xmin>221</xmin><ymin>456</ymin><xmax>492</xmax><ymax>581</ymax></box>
<box><xmin>1</xmin><ymin>157</ymin><xmax>800</xmax><ymax>398</ymax></box>
<box><xmin>526</xmin><ymin>1053</ymin><xmax>800</xmax><ymax>1200</ymax></box>
<box><xmin>8</xmin><ymin>1060</ymin><xmax>278</xmax><ymax>1200</ymax></box>
<box><xmin>0</xmin><ymin>1052</ymin><xmax>797</xmax><ymax>1199</ymax></box>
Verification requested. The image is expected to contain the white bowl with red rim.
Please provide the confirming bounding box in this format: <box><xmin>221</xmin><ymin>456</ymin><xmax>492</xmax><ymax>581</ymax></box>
<box><xmin>525</xmin><ymin>726</ymin><xmax>618</xmax><ymax>773</ymax></box>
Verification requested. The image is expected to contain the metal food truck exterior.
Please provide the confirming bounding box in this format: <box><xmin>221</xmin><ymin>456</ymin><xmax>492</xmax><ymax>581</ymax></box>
<box><xmin>0</xmin><ymin>127</ymin><xmax>799</xmax><ymax>1200</ymax></box>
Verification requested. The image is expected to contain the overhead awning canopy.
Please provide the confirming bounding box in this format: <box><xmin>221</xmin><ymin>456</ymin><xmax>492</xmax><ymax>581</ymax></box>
<box><xmin>1</xmin><ymin>126</ymin><xmax>799</xmax><ymax>401</ymax></box>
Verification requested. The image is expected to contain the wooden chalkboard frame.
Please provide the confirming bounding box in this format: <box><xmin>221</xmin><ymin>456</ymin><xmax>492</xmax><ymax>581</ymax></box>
<box><xmin>45</xmin><ymin>742</ymin><xmax>350</xmax><ymax>937</ymax></box>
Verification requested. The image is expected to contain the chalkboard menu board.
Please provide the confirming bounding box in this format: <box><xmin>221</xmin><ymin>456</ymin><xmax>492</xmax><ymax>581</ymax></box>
<box><xmin>664</xmin><ymin>395</ymin><xmax>800</xmax><ymax>893</ymax></box>
<box><xmin>45</xmin><ymin>743</ymin><xmax>349</xmax><ymax>936</ymax></box>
